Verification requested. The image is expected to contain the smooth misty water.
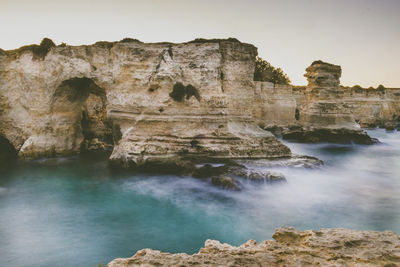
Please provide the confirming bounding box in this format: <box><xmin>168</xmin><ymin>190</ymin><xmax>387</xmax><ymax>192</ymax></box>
<box><xmin>0</xmin><ymin>129</ymin><xmax>399</xmax><ymax>267</ymax></box>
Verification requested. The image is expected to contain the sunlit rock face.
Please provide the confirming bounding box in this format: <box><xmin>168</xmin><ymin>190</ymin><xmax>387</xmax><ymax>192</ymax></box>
<box><xmin>301</xmin><ymin>61</ymin><xmax>356</xmax><ymax>128</ymax></box>
<box><xmin>252</xmin><ymin>82</ymin><xmax>297</xmax><ymax>127</ymax></box>
<box><xmin>0</xmin><ymin>39</ymin><xmax>290</xmax><ymax>165</ymax></box>
<box><xmin>343</xmin><ymin>87</ymin><xmax>400</xmax><ymax>130</ymax></box>
<box><xmin>107</xmin><ymin>227</ymin><xmax>400</xmax><ymax>267</ymax></box>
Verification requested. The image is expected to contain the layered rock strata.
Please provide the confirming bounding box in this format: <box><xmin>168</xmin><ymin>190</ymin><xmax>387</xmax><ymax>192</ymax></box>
<box><xmin>107</xmin><ymin>227</ymin><xmax>400</xmax><ymax>267</ymax></box>
<box><xmin>290</xmin><ymin>61</ymin><xmax>373</xmax><ymax>144</ymax></box>
<box><xmin>2</xmin><ymin>39</ymin><xmax>399</xmax><ymax>163</ymax></box>
<box><xmin>257</xmin><ymin>61</ymin><xmax>391</xmax><ymax>144</ymax></box>
<box><xmin>0</xmin><ymin>39</ymin><xmax>291</xmax><ymax>166</ymax></box>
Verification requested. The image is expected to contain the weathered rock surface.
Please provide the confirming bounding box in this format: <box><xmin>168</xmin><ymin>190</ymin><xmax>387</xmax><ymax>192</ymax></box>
<box><xmin>107</xmin><ymin>227</ymin><xmax>400</xmax><ymax>267</ymax></box>
<box><xmin>0</xmin><ymin>39</ymin><xmax>291</xmax><ymax>165</ymax></box>
<box><xmin>1</xmin><ymin>39</ymin><xmax>399</xmax><ymax>165</ymax></box>
<box><xmin>297</xmin><ymin>61</ymin><xmax>373</xmax><ymax>143</ymax></box>
<box><xmin>266</xmin><ymin>125</ymin><xmax>374</xmax><ymax>144</ymax></box>
<box><xmin>238</xmin><ymin>155</ymin><xmax>323</xmax><ymax>169</ymax></box>
<box><xmin>191</xmin><ymin>162</ymin><xmax>287</xmax><ymax>191</ymax></box>
<box><xmin>252</xmin><ymin>82</ymin><xmax>296</xmax><ymax>127</ymax></box>
<box><xmin>254</xmin><ymin>61</ymin><xmax>393</xmax><ymax>144</ymax></box>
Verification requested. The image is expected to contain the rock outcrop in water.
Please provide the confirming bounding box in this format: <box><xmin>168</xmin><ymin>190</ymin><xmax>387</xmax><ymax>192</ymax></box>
<box><xmin>259</xmin><ymin>61</ymin><xmax>400</xmax><ymax>144</ymax></box>
<box><xmin>107</xmin><ymin>227</ymin><xmax>400</xmax><ymax>267</ymax></box>
<box><xmin>0</xmin><ymin>38</ymin><xmax>290</xmax><ymax>167</ymax></box>
<box><xmin>293</xmin><ymin>61</ymin><xmax>372</xmax><ymax>144</ymax></box>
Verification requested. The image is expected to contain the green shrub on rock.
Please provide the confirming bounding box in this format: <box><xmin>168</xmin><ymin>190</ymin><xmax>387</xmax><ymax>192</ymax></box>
<box><xmin>254</xmin><ymin>56</ymin><xmax>291</xmax><ymax>85</ymax></box>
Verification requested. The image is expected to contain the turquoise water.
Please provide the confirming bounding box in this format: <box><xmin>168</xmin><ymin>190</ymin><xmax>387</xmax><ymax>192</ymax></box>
<box><xmin>0</xmin><ymin>129</ymin><xmax>399</xmax><ymax>267</ymax></box>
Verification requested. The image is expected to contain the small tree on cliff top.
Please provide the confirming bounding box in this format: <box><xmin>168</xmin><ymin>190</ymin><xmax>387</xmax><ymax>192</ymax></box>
<box><xmin>254</xmin><ymin>56</ymin><xmax>291</xmax><ymax>85</ymax></box>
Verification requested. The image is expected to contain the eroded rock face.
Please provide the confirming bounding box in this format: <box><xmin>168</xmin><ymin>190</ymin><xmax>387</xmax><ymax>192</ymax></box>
<box><xmin>344</xmin><ymin>87</ymin><xmax>400</xmax><ymax>130</ymax></box>
<box><xmin>304</xmin><ymin>60</ymin><xmax>342</xmax><ymax>88</ymax></box>
<box><xmin>0</xmin><ymin>39</ymin><xmax>291</xmax><ymax>165</ymax></box>
<box><xmin>259</xmin><ymin>61</ymin><xmax>374</xmax><ymax>144</ymax></box>
<box><xmin>253</xmin><ymin>81</ymin><xmax>297</xmax><ymax>127</ymax></box>
<box><xmin>191</xmin><ymin>162</ymin><xmax>287</xmax><ymax>191</ymax></box>
<box><xmin>107</xmin><ymin>227</ymin><xmax>400</xmax><ymax>267</ymax></box>
<box><xmin>301</xmin><ymin>61</ymin><xmax>357</xmax><ymax>128</ymax></box>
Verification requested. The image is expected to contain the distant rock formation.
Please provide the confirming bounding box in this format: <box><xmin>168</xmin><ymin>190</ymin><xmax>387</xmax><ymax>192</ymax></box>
<box><xmin>301</xmin><ymin>61</ymin><xmax>357</xmax><ymax>128</ymax></box>
<box><xmin>260</xmin><ymin>60</ymin><xmax>400</xmax><ymax>144</ymax></box>
<box><xmin>107</xmin><ymin>227</ymin><xmax>400</xmax><ymax>267</ymax></box>
<box><xmin>286</xmin><ymin>60</ymin><xmax>373</xmax><ymax>144</ymax></box>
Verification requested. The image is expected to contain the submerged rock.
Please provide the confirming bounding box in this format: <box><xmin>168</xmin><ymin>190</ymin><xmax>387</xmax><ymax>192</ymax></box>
<box><xmin>268</xmin><ymin>125</ymin><xmax>374</xmax><ymax>144</ymax></box>
<box><xmin>191</xmin><ymin>161</ymin><xmax>288</xmax><ymax>189</ymax></box>
<box><xmin>107</xmin><ymin>227</ymin><xmax>400</xmax><ymax>267</ymax></box>
<box><xmin>238</xmin><ymin>155</ymin><xmax>323</xmax><ymax>169</ymax></box>
<box><xmin>246</xmin><ymin>171</ymin><xmax>286</xmax><ymax>183</ymax></box>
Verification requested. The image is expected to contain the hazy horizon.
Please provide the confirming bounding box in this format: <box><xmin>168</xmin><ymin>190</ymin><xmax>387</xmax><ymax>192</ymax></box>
<box><xmin>1</xmin><ymin>0</ymin><xmax>399</xmax><ymax>87</ymax></box>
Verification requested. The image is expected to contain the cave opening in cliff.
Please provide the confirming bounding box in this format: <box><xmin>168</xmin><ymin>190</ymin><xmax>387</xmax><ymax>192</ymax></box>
<box><xmin>0</xmin><ymin>134</ymin><xmax>17</xmax><ymax>163</ymax></box>
<box><xmin>51</xmin><ymin>77</ymin><xmax>113</xmax><ymax>154</ymax></box>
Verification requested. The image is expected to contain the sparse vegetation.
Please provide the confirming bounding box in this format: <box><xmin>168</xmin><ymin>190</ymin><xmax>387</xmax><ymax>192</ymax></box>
<box><xmin>351</xmin><ymin>84</ymin><xmax>387</xmax><ymax>91</ymax></box>
<box><xmin>352</xmin><ymin>85</ymin><xmax>363</xmax><ymax>90</ymax></box>
<box><xmin>311</xmin><ymin>60</ymin><xmax>332</xmax><ymax>66</ymax></box>
<box><xmin>120</xmin><ymin>38</ymin><xmax>143</xmax><ymax>43</ymax></box>
<box><xmin>94</xmin><ymin>41</ymin><xmax>115</xmax><ymax>49</ymax></box>
<box><xmin>187</xmin><ymin>38</ymin><xmax>240</xmax><ymax>44</ymax></box>
<box><xmin>254</xmin><ymin>56</ymin><xmax>291</xmax><ymax>85</ymax></box>
<box><xmin>377</xmin><ymin>84</ymin><xmax>386</xmax><ymax>91</ymax></box>
<box><xmin>5</xmin><ymin>37</ymin><xmax>56</xmax><ymax>59</ymax></box>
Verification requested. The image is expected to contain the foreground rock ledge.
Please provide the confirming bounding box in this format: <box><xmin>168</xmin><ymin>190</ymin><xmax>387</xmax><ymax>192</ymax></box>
<box><xmin>107</xmin><ymin>227</ymin><xmax>400</xmax><ymax>267</ymax></box>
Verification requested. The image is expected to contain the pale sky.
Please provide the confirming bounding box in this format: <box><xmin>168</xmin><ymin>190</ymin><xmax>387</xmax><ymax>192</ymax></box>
<box><xmin>1</xmin><ymin>0</ymin><xmax>399</xmax><ymax>87</ymax></box>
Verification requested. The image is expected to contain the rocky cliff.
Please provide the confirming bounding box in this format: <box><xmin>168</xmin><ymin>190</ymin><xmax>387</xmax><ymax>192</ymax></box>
<box><xmin>259</xmin><ymin>61</ymin><xmax>400</xmax><ymax>144</ymax></box>
<box><xmin>0</xmin><ymin>39</ymin><xmax>290</xmax><ymax>167</ymax></box>
<box><xmin>1</xmin><ymin>40</ymin><xmax>399</xmax><ymax>164</ymax></box>
<box><xmin>107</xmin><ymin>227</ymin><xmax>400</xmax><ymax>267</ymax></box>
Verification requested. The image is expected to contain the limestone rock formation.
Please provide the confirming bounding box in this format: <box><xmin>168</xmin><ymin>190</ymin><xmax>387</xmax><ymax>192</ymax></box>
<box><xmin>261</xmin><ymin>61</ymin><xmax>374</xmax><ymax>144</ymax></box>
<box><xmin>0</xmin><ymin>39</ymin><xmax>291</xmax><ymax>165</ymax></box>
<box><xmin>107</xmin><ymin>227</ymin><xmax>400</xmax><ymax>267</ymax></box>
<box><xmin>301</xmin><ymin>61</ymin><xmax>355</xmax><ymax>127</ymax></box>
<box><xmin>345</xmin><ymin>86</ymin><xmax>400</xmax><ymax>129</ymax></box>
<box><xmin>1</xmin><ymin>39</ymin><xmax>399</xmax><ymax>164</ymax></box>
<box><xmin>304</xmin><ymin>60</ymin><xmax>342</xmax><ymax>88</ymax></box>
<box><xmin>190</xmin><ymin>162</ymin><xmax>288</xmax><ymax>191</ymax></box>
<box><xmin>252</xmin><ymin>81</ymin><xmax>296</xmax><ymax>127</ymax></box>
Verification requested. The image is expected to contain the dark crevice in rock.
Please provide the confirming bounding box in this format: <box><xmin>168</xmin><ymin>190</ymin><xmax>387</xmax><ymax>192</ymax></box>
<box><xmin>112</xmin><ymin>124</ymin><xmax>122</xmax><ymax>145</ymax></box>
<box><xmin>295</xmin><ymin>108</ymin><xmax>300</xmax><ymax>120</ymax></box>
<box><xmin>167</xmin><ymin>45</ymin><xmax>173</xmax><ymax>59</ymax></box>
<box><xmin>0</xmin><ymin>134</ymin><xmax>17</xmax><ymax>162</ymax></box>
<box><xmin>169</xmin><ymin>82</ymin><xmax>200</xmax><ymax>102</ymax></box>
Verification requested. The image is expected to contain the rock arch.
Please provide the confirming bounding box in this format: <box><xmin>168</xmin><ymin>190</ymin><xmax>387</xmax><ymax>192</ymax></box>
<box><xmin>50</xmin><ymin>77</ymin><xmax>112</xmax><ymax>154</ymax></box>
